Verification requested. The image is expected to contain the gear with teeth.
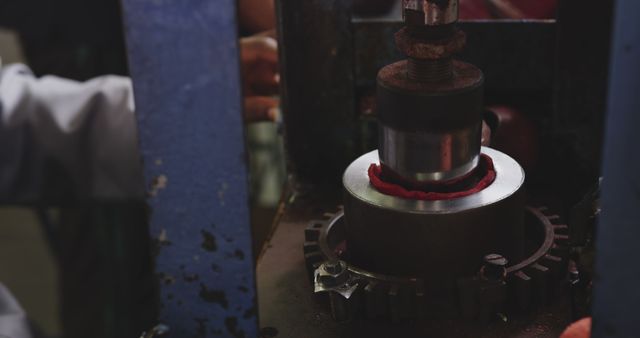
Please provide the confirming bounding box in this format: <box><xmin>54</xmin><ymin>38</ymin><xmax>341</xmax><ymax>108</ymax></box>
<box><xmin>303</xmin><ymin>206</ymin><xmax>569</xmax><ymax>322</ymax></box>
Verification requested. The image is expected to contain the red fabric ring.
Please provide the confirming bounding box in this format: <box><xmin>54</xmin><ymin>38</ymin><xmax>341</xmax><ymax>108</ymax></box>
<box><xmin>367</xmin><ymin>154</ymin><xmax>496</xmax><ymax>201</ymax></box>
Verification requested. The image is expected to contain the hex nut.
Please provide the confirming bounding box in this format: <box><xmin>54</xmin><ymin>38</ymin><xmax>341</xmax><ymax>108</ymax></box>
<box><xmin>317</xmin><ymin>261</ymin><xmax>349</xmax><ymax>287</ymax></box>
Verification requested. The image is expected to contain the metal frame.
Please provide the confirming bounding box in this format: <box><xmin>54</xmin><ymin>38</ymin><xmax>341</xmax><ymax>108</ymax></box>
<box><xmin>115</xmin><ymin>0</ymin><xmax>635</xmax><ymax>335</ymax></box>
<box><xmin>121</xmin><ymin>0</ymin><xmax>258</xmax><ymax>336</ymax></box>
<box><xmin>592</xmin><ymin>0</ymin><xmax>640</xmax><ymax>336</ymax></box>
<box><xmin>275</xmin><ymin>0</ymin><xmax>359</xmax><ymax>186</ymax></box>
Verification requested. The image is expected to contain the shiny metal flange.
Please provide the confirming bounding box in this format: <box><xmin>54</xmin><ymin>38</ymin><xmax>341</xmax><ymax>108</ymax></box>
<box><xmin>344</xmin><ymin>148</ymin><xmax>524</xmax><ymax>214</ymax></box>
<box><xmin>303</xmin><ymin>206</ymin><xmax>568</xmax><ymax>322</ymax></box>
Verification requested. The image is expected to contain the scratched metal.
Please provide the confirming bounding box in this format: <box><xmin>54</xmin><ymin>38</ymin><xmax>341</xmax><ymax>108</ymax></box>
<box><xmin>120</xmin><ymin>0</ymin><xmax>257</xmax><ymax>337</ymax></box>
<box><xmin>592</xmin><ymin>0</ymin><xmax>640</xmax><ymax>336</ymax></box>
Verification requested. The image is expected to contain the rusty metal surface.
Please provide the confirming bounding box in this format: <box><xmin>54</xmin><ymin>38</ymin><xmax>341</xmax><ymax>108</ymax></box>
<box><xmin>395</xmin><ymin>27</ymin><xmax>466</xmax><ymax>59</ymax></box>
<box><xmin>257</xmin><ymin>193</ymin><xmax>571</xmax><ymax>338</ymax></box>
<box><xmin>376</xmin><ymin>60</ymin><xmax>483</xmax><ymax>131</ymax></box>
<box><xmin>354</xmin><ymin>20</ymin><xmax>556</xmax><ymax>93</ymax></box>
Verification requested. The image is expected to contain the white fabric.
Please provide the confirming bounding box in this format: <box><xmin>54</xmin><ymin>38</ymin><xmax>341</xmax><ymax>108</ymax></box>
<box><xmin>0</xmin><ymin>63</ymin><xmax>144</xmax><ymax>200</ymax></box>
<box><xmin>0</xmin><ymin>283</ymin><xmax>31</xmax><ymax>338</ymax></box>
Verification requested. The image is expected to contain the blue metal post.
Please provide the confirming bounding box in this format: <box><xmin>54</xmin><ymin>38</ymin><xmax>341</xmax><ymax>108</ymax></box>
<box><xmin>120</xmin><ymin>1</ymin><xmax>258</xmax><ymax>336</ymax></box>
<box><xmin>592</xmin><ymin>0</ymin><xmax>640</xmax><ymax>336</ymax></box>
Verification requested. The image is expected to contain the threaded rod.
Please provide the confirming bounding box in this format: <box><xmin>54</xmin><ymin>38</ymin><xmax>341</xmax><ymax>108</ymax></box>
<box><xmin>407</xmin><ymin>58</ymin><xmax>453</xmax><ymax>82</ymax></box>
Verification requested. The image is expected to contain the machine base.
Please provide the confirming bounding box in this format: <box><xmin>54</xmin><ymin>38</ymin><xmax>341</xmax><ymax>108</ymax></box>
<box><xmin>257</xmin><ymin>195</ymin><xmax>572</xmax><ymax>338</ymax></box>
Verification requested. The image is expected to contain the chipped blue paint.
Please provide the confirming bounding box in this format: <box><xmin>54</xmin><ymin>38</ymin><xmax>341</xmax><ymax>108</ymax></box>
<box><xmin>120</xmin><ymin>0</ymin><xmax>257</xmax><ymax>336</ymax></box>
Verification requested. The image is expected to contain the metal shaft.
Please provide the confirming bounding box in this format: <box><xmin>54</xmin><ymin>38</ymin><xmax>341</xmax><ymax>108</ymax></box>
<box><xmin>377</xmin><ymin>0</ymin><xmax>483</xmax><ymax>184</ymax></box>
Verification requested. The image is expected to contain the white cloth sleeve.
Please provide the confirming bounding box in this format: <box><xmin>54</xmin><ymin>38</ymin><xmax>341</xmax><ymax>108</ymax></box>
<box><xmin>0</xmin><ymin>283</ymin><xmax>32</xmax><ymax>338</ymax></box>
<box><xmin>0</xmin><ymin>63</ymin><xmax>144</xmax><ymax>200</ymax></box>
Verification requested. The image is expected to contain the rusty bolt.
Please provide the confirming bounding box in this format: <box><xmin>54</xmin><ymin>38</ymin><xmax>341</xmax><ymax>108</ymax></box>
<box><xmin>395</xmin><ymin>27</ymin><xmax>466</xmax><ymax>60</ymax></box>
<box><xmin>481</xmin><ymin>254</ymin><xmax>508</xmax><ymax>281</ymax></box>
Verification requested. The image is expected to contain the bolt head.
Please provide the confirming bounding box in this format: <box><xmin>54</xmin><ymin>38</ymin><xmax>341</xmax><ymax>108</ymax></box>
<box><xmin>483</xmin><ymin>254</ymin><xmax>508</xmax><ymax>267</ymax></box>
<box><xmin>323</xmin><ymin>260</ymin><xmax>344</xmax><ymax>274</ymax></box>
<box><xmin>317</xmin><ymin>261</ymin><xmax>349</xmax><ymax>287</ymax></box>
<box><xmin>481</xmin><ymin>254</ymin><xmax>508</xmax><ymax>281</ymax></box>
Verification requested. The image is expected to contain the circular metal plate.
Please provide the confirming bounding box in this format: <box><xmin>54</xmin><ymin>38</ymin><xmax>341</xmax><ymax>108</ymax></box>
<box><xmin>343</xmin><ymin>147</ymin><xmax>524</xmax><ymax>214</ymax></box>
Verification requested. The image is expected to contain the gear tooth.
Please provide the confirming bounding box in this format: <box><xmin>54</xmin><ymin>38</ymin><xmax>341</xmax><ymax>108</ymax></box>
<box><xmin>388</xmin><ymin>284</ymin><xmax>401</xmax><ymax>323</ymax></box>
<box><xmin>554</xmin><ymin>234</ymin><xmax>570</xmax><ymax>245</ymax></box>
<box><xmin>511</xmin><ymin>271</ymin><xmax>532</xmax><ymax>312</ymax></box>
<box><xmin>546</xmin><ymin>214</ymin><xmax>561</xmax><ymax>222</ymax></box>
<box><xmin>307</xmin><ymin>220</ymin><xmax>325</xmax><ymax>229</ymax></box>
<box><xmin>457</xmin><ymin>277</ymin><xmax>480</xmax><ymax>320</ymax></box>
<box><xmin>550</xmin><ymin>244</ymin><xmax>570</xmax><ymax>259</ymax></box>
<box><xmin>477</xmin><ymin>281</ymin><xmax>508</xmax><ymax>323</ymax></box>
<box><xmin>304</xmin><ymin>251</ymin><xmax>325</xmax><ymax>266</ymax></box>
<box><xmin>347</xmin><ymin>282</ymin><xmax>365</xmax><ymax>320</ymax></box>
<box><xmin>543</xmin><ymin>254</ymin><xmax>562</xmax><ymax>264</ymax></box>
<box><xmin>322</xmin><ymin>212</ymin><xmax>334</xmax><ymax>220</ymax></box>
<box><xmin>400</xmin><ymin>283</ymin><xmax>416</xmax><ymax>320</ymax></box>
<box><xmin>303</xmin><ymin>241</ymin><xmax>320</xmax><ymax>254</ymax></box>
<box><xmin>553</xmin><ymin>224</ymin><xmax>569</xmax><ymax>234</ymax></box>
<box><xmin>542</xmin><ymin>254</ymin><xmax>565</xmax><ymax>282</ymax></box>
<box><xmin>527</xmin><ymin>263</ymin><xmax>551</xmax><ymax>306</ymax></box>
<box><xmin>364</xmin><ymin>281</ymin><xmax>378</xmax><ymax>319</ymax></box>
<box><xmin>328</xmin><ymin>292</ymin><xmax>350</xmax><ymax>322</ymax></box>
<box><xmin>304</xmin><ymin>252</ymin><xmax>326</xmax><ymax>282</ymax></box>
<box><xmin>365</xmin><ymin>281</ymin><xmax>390</xmax><ymax>319</ymax></box>
<box><xmin>380</xmin><ymin>283</ymin><xmax>391</xmax><ymax>318</ymax></box>
<box><xmin>414</xmin><ymin>282</ymin><xmax>426</xmax><ymax>318</ymax></box>
<box><xmin>533</xmin><ymin>263</ymin><xmax>549</xmax><ymax>272</ymax></box>
<box><xmin>304</xmin><ymin>219</ymin><xmax>325</xmax><ymax>242</ymax></box>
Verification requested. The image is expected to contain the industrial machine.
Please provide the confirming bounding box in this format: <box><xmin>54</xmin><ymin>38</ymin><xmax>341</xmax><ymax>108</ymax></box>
<box><xmin>120</xmin><ymin>0</ymin><xmax>639</xmax><ymax>336</ymax></box>
<box><xmin>304</xmin><ymin>0</ymin><xmax>568</xmax><ymax>325</ymax></box>
<box><xmin>256</xmin><ymin>0</ymin><xmax>607</xmax><ymax>337</ymax></box>
<box><xmin>267</xmin><ymin>1</ymin><xmax>570</xmax><ymax>335</ymax></box>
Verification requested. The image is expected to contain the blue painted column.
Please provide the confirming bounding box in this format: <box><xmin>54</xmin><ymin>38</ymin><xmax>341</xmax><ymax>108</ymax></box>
<box><xmin>592</xmin><ymin>0</ymin><xmax>640</xmax><ymax>337</ymax></box>
<box><xmin>120</xmin><ymin>1</ymin><xmax>257</xmax><ymax>337</ymax></box>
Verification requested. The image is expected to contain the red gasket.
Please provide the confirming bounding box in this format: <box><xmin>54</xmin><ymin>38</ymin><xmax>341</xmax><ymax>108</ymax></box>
<box><xmin>367</xmin><ymin>154</ymin><xmax>496</xmax><ymax>201</ymax></box>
